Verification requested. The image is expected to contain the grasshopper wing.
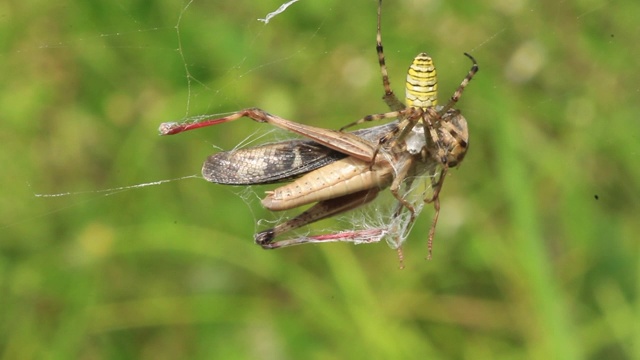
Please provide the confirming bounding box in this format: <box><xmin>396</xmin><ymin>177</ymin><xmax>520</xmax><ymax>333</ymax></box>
<box><xmin>202</xmin><ymin>121</ymin><xmax>399</xmax><ymax>185</ymax></box>
<box><xmin>203</xmin><ymin>139</ymin><xmax>346</xmax><ymax>185</ymax></box>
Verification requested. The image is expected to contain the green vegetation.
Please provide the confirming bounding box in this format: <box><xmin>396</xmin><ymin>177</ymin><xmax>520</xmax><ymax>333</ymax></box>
<box><xmin>2</xmin><ymin>0</ymin><xmax>639</xmax><ymax>358</ymax></box>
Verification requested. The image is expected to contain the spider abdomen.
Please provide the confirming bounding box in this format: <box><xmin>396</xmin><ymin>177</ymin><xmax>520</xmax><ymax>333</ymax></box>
<box><xmin>405</xmin><ymin>53</ymin><xmax>438</xmax><ymax>109</ymax></box>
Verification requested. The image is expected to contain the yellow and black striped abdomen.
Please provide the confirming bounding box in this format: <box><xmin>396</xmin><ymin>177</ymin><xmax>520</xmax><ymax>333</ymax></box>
<box><xmin>405</xmin><ymin>53</ymin><xmax>438</xmax><ymax>109</ymax></box>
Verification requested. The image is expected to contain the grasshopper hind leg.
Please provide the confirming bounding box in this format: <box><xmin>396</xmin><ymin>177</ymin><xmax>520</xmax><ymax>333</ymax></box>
<box><xmin>255</xmin><ymin>189</ymin><xmax>381</xmax><ymax>249</ymax></box>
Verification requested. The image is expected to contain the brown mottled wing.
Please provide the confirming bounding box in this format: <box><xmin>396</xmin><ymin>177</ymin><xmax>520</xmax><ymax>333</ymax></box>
<box><xmin>202</xmin><ymin>121</ymin><xmax>399</xmax><ymax>185</ymax></box>
<box><xmin>202</xmin><ymin>139</ymin><xmax>346</xmax><ymax>184</ymax></box>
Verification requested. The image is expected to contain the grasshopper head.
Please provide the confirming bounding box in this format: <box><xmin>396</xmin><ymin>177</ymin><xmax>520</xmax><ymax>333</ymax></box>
<box><xmin>435</xmin><ymin>109</ymin><xmax>469</xmax><ymax>168</ymax></box>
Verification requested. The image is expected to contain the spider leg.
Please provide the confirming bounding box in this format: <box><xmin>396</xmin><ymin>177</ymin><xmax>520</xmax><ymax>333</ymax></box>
<box><xmin>376</xmin><ymin>0</ymin><xmax>405</xmax><ymax>112</ymax></box>
<box><xmin>438</xmin><ymin>53</ymin><xmax>479</xmax><ymax>115</ymax></box>
<box><xmin>388</xmin><ymin>156</ymin><xmax>418</xmax><ymax>223</ymax></box>
<box><xmin>340</xmin><ymin>109</ymin><xmax>422</xmax><ymax>168</ymax></box>
<box><xmin>340</xmin><ymin>0</ymin><xmax>412</xmax><ymax>135</ymax></box>
<box><xmin>423</xmin><ymin>107</ymin><xmax>449</xmax><ymax>164</ymax></box>
<box><xmin>339</xmin><ymin>109</ymin><xmax>408</xmax><ymax>132</ymax></box>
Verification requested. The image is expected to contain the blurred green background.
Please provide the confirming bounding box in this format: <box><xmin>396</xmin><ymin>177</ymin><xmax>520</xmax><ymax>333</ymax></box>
<box><xmin>2</xmin><ymin>0</ymin><xmax>639</xmax><ymax>358</ymax></box>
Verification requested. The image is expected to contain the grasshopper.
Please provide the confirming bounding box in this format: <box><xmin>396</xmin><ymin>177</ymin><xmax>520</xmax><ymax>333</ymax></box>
<box><xmin>159</xmin><ymin>0</ymin><xmax>477</xmax><ymax>258</ymax></box>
